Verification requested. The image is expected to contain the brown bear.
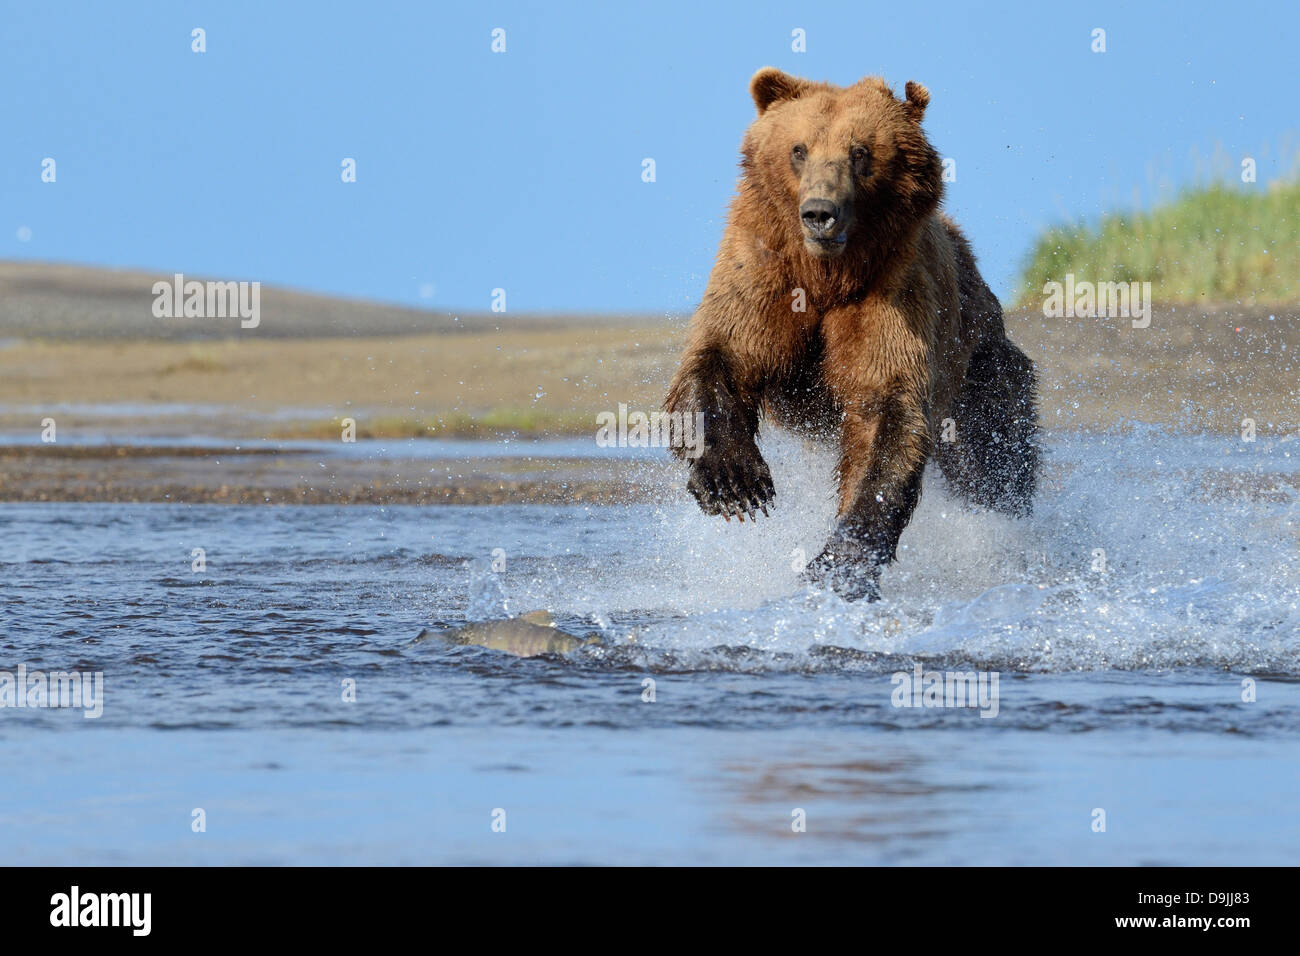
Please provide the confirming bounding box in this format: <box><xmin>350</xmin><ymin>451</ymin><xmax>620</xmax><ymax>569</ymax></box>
<box><xmin>664</xmin><ymin>67</ymin><xmax>1039</xmax><ymax>601</ymax></box>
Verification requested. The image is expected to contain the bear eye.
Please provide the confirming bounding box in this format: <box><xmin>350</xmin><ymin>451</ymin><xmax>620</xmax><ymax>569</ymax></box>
<box><xmin>851</xmin><ymin>145</ymin><xmax>870</xmax><ymax>165</ymax></box>
<box><xmin>791</xmin><ymin>144</ymin><xmax>807</xmax><ymax>163</ymax></box>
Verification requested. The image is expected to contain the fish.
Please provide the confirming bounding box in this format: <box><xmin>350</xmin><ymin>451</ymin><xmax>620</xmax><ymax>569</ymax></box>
<box><xmin>411</xmin><ymin>610</ymin><xmax>601</xmax><ymax>658</ymax></box>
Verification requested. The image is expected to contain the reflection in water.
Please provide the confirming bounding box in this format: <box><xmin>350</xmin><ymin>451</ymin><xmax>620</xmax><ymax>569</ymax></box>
<box><xmin>713</xmin><ymin>747</ymin><xmax>987</xmax><ymax>851</ymax></box>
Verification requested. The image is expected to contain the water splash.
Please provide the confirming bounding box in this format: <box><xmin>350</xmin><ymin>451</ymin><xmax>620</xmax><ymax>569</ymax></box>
<box><xmin>510</xmin><ymin>429</ymin><xmax>1300</xmax><ymax>674</ymax></box>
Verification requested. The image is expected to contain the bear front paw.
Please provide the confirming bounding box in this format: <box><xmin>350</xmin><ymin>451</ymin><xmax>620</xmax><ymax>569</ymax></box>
<box><xmin>802</xmin><ymin>540</ymin><xmax>883</xmax><ymax>602</ymax></box>
<box><xmin>686</xmin><ymin>443</ymin><xmax>775</xmax><ymax>521</ymax></box>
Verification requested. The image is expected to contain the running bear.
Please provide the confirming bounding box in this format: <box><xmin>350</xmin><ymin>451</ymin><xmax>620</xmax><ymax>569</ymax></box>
<box><xmin>665</xmin><ymin>68</ymin><xmax>1039</xmax><ymax>600</ymax></box>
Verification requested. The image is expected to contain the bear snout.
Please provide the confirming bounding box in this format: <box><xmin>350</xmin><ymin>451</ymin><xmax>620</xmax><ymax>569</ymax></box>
<box><xmin>800</xmin><ymin>197</ymin><xmax>851</xmax><ymax>255</ymax></box>
<box><xmin>800</xmin><ymin>198</ymin><xmax>840</xmax><ymax>235</ymax></box>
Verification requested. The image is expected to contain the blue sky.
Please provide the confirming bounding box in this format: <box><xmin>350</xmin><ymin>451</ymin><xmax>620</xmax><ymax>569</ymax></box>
<box><xmin>2</xmin><ymin>0</ymin><xmax>1294</xmax><ymax>313</ymax></box>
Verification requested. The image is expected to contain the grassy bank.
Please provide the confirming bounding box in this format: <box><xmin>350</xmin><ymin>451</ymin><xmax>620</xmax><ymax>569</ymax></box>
<box><xmin>1016</xmin><ymin>180</ymin><xmax>1300</xmax><ymax>307</ymax></box>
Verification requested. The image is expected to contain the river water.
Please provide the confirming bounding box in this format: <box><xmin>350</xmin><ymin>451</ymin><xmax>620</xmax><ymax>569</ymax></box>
<box><xmin>2</xmin><ymin>430</ymin><xmax>1298</xmax><ymax>863</ymax></box>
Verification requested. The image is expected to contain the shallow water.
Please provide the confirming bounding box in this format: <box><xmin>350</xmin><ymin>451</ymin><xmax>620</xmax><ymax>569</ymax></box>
<box><xmin>2</xmin><ymin>430</ymin><xmax>1299</xmax><ymax>864</ymax></box>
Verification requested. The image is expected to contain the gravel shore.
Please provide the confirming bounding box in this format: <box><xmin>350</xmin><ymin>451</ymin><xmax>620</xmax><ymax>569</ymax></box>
<box><xmin>2</xmin><ymin>261</ymin><xmax>1296</xmax><ymax>503</ymax></box>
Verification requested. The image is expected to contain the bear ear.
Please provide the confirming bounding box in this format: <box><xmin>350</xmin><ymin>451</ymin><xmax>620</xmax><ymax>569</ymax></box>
<box><xmin>750</xmin><ymin>67</ymin><xmax>805</xmax><ymax>115</ymax></box>
<box><xmin>903</xmin><ymin>80</ymin><xmax>931</xmax><ymax>122</ymax></box>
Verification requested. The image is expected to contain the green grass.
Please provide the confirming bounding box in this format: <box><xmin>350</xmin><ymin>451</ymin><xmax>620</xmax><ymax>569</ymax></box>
<box><xmin>1015</xmin><ymin>180</ymin><xmax>1300</xmax><ymax>307</ymax></box>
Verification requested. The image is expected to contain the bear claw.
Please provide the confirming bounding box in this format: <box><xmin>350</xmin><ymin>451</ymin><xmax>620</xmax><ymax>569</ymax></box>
<box><xmin>687</xmin><ymin>443</ymin><xmax>775</xmax><ymax>521</ymax></box>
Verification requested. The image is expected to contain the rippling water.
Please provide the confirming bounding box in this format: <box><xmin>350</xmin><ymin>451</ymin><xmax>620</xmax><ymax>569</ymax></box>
<box><xmin>2</xmin><ymin>431</ymin><xmax>1298</xmax><ymax>863</ymax></box>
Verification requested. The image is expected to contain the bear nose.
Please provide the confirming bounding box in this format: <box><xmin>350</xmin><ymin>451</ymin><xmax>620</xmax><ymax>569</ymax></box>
<box><xmin>800</xmin><ymin>199</ymin><xmax>839</xmax><ymax>235</ymax></box>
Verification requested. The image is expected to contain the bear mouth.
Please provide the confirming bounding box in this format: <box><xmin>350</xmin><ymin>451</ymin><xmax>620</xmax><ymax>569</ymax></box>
<box><xmin>805</xmin><ymin>233</ymin><xmax>849</xmax><ymax>256</ymax></box>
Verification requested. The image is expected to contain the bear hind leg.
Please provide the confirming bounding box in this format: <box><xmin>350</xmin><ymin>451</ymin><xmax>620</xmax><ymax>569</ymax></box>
<box><xmin>935</xmin><ymin>337</ymin><xmax>1039</xmax><ymax>516</ymax></box>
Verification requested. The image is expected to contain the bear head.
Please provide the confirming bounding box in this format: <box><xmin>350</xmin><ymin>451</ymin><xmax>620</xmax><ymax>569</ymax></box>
<box><xmin>740</xmin><ymin>67</ymin><xmax>943</xmax><ymax>265</ymax></box>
